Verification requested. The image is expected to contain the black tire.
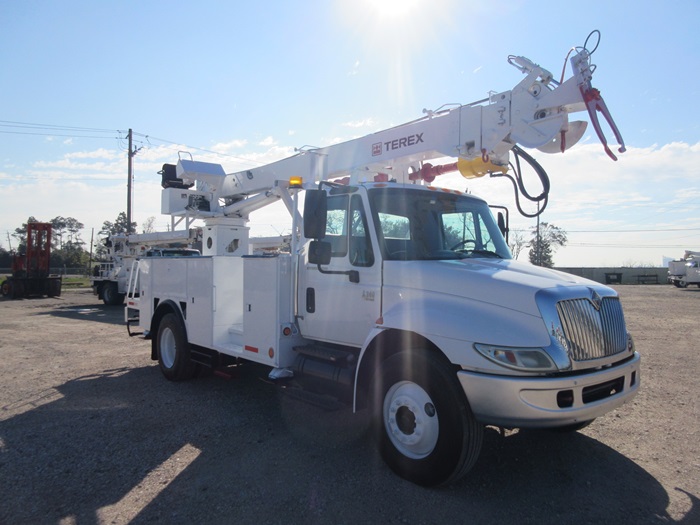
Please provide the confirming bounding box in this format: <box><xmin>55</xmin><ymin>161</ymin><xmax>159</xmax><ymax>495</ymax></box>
<box><xmin>11</xmin><ymin>280</ymin><xmax>24</xmax><ymax>299</ymax></box>
<box><xmin>156</xmin><ymin>312</ymin><xmax>197</xmax><ymax>381</ymax></box>
<box><xmin>1</xmin><ymin>280</ymin><xmax>9</xmax><ymax>297</ymax></box>
<box><xmin>373</xmin><ymin>350</ymin><xmax>483</xmax><ymax>486</ymax></box>
<box><xmin>102</xmin><ymin>282</ymin><xmax>124</xmax><ymax>305</ymax></box>
<box><xmin>47</xmin><ymin>278</ymin><xmax>62</xmax><ymax>297</ymax></box>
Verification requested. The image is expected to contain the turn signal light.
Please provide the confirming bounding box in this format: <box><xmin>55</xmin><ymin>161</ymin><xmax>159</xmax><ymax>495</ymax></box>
<box><xmin>289</xmin><ymin>176</ymin><xmax>303</xmax><ymax>188</ymax></box>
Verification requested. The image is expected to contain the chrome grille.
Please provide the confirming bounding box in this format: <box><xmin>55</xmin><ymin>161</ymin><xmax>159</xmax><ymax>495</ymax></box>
<box><xmin>556</xmin><ymin>297</ymin><xmax>627</xmax><ymax>361</ymax></box>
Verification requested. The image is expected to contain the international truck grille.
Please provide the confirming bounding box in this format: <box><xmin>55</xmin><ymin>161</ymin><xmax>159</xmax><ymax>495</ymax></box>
<box><xmin>556</xmin><ymin>297</ymin><xmax>627</xmax><ymax>361</ymax></box>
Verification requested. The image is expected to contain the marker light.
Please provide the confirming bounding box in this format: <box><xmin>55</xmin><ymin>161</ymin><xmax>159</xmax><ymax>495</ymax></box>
<box><xmin>289</xmin><ymin>176</ymin><xmax>303</xmax><ymax>188</ymax></box>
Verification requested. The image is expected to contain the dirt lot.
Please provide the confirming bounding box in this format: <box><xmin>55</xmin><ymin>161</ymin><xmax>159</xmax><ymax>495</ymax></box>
<box><xmin>0</xmin><ymin>285</ymin><xmax>698</xmax><ymax>524</ymax></box>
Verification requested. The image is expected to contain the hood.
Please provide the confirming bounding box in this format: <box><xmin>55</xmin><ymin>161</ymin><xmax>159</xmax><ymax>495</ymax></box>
<box><xmin>382</xmin><ymin>258</ymin><xmax>601</xmax><ymax>317</ymax></box>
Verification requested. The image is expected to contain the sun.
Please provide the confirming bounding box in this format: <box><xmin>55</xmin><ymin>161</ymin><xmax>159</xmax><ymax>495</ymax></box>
<box><xmin>361</xmin><ymin>0</ymin><xmax>424</xmax><ymax>19</ymax></box>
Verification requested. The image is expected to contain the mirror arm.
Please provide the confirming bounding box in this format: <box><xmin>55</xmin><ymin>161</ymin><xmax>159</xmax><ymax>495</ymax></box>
<box><xmin>316</xmin><ymin>264</ymin><xmax>360</xmax><ymax>283</ymax></box>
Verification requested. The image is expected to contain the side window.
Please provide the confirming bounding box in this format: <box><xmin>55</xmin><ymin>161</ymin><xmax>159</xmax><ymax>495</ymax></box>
<box><xmin>441</xmin><ymin>211</ymin><xmax>497</xmax><ymax>251</ymax></box>
<box><xmin>326</xmin><ymin>195</ymin><xmax>348</xmax><ymax>257</ymax></box>
<box><xmin>379</xmin><ymin>212</ymin><xmax>411</xmax><ymax>259</ymax></box>
<box><xmin>349</xmin><ymin>195</ymin><xmax>374</xmax><ymax>267</ymax></box>
<box><xmin>379</xmin><ymin>213</ymin><xmax>410</xmax><ymax>239</ymax></box>
<box><xmin>442</xmin><ymin>212</ymin><xmax>477</xmax><ymax>249</ymax></box>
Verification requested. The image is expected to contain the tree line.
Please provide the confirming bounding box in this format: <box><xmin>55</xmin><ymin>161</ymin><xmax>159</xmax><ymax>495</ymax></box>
<box><xmin>2</xmin><ymin>211</ymin><xmax>568</xmax><ymax>269</ymax></box>
<box><xmin>0</xmin><ymin>212</ymin><xmax>138</xmax><ymax>270</ymax></box>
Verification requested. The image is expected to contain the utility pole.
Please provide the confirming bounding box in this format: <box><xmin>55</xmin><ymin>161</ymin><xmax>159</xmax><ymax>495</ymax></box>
<box><xmin>126</xmin><ymin>129</ymin><xmax>142</xmax><ymax>234</ymax></box>
<box><xmin>127</xmin><ymin>128</ymin><xmax>134</xmax><ymax>234</ymax></box>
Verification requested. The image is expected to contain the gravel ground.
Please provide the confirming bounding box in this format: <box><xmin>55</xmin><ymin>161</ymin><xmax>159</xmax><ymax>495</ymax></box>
<box><xmin>0</xmin><ymin>285</ymin><xmax>698</xmax><ymax>524</ymax></box>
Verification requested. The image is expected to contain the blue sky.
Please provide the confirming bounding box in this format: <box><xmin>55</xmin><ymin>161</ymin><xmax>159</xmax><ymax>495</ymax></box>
<box><xmin>1</xmin><ymin>0</ymin><xmax>698</xmax><ymax>267</ymax></box>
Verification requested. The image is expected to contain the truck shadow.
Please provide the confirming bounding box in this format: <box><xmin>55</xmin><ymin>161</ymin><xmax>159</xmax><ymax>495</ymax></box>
<box><xmin>1</xmin><ymin>365</ymin><xmax>697</xmax><ymax>525</ymax></box>
<box><xmin>41</xmin><ymin>302</ymin><xmax>126</xmax><ymax>326</ymax></box>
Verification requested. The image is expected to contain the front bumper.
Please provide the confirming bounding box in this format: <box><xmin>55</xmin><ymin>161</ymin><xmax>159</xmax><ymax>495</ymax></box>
<box><xmin>458</xmin><ymin>352</ymin><xmax>640</xmax><ymax>428</ymax></box>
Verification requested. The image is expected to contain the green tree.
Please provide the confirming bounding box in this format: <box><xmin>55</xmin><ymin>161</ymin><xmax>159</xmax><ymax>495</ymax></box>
<box><xmin>101</xmin><ymin>212</ymin><xmax>137</xmax><ymax>236</ymax></box>
<box><xmin>65</xmin><ymin>217</ymin><xmax>84</xmax><ymax>245</ymax></box>
<box><xmin>51</xmin><ymin>216</ymin><xmax>67</xmax><ymax>249</ymax></box>
<box><xmin>12</xmin><ymin>216</ymin><xmax>39</xmax><ymax>252</ymax></box>
<box><xmin>528</xmin><ymin>222</ymin><xmax>567</xmax><ymax>268</ymax></box>
<box><xmin>50</xmin><ymin>216</ymin><xmax>84</xmax><ymax>250</ymax></box>
<box><xmin>141</xmin><ymin>216</ymin><xmax>156</xmax><ymax>234</ymax></box>
<box><xmin>0</xmin><ymin>246</ymin><xmax>11</xmax><ymax>268</ymax></box>
<box><xmin>509</xmin><ymin>229</ymin><xmax>526</xmax><ymax>260</ymax></box>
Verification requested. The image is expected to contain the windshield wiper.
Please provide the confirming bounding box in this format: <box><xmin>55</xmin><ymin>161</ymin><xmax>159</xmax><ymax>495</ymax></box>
<box><xmin>468</xmin><ymin>249</ymin><xmax>503</xmax><ymax>259</ymax></box>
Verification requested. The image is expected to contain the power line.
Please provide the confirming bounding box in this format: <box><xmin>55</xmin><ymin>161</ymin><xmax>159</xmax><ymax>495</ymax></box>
<box><xmin>511</xmin><ymin>228</ymin><xmax>700</xmax><ymax>235</ymax></box>
<box><xmin>567</xmin><ymin>243</ymin><xmax>692</xmax><ymax>248</ymax></box>
<box><xmin>566</xmin><ymin>228</ymin><xmax>700</xmax><ymax>233</ymax></box>
<box><xmin>0</xmin><ymin>130</ymin><xmax>118</xmax><ymax>139</ymax></box>
<box><xmin>132</xmin><ymin>132</ymin><xmax>264</xmax><ymax>167</ymax></box>
<box><xmin>0</xmin><ymin>120</ymin><xmax>116</xmax><ymax>133</ymax></box>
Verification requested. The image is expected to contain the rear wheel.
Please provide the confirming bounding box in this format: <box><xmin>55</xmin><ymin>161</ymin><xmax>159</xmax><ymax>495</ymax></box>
<box><xmin>157</xmin><ymin>312</ymin><xmax>197</xmax><ymax>381</ymax></box>
<box><xmin>102</xmin><ymin>282</ymin><xmax>124</xmax><ymax>305</ymax></box>
<box><xmin>373</xmin><ymin>350</ymin><xmax>483</xmax><ymax>486</ymax></box>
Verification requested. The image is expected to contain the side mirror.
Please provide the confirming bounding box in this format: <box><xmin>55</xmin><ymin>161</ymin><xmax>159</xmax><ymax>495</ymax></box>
<box><xmin>303</xmin><ymin>190</ymin><xmax>327</xmax><ymax>239</ymax></box>
<box><xmin>308</xmin><ymin>240</ymin><xmax>332</xmax><ymax>265</ymax></box>
<box><xmin>495</xmin><ymin>210</ymin><xmax>509</xmax><ymax>244</ymax></box>
<box><xmin>308</xmin><ymin>240</ymin><xmax>359</xmax><ymax>283</ymax></box>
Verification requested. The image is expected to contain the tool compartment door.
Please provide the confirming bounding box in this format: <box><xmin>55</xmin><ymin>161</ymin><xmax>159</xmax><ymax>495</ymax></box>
<box><xmin>242</xmin><ymin>255</ymin><xmax>298</xmax><ymax>368</ymax></box>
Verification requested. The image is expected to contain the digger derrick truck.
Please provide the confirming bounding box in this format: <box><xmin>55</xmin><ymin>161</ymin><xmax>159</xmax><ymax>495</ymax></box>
<box><xmin>91</xmin><ymin>228</ymin><xmax>203</xmax><ymax>305</ymax></box>
<box><xmin>125</xmin><ymin>35</ymin><xmax>639</xmax><ymax>486</ymax></box>
<box><xmin>1</xmin><ymin>222</ymin><xmax>62</xmax><ymax>299</ymax></box>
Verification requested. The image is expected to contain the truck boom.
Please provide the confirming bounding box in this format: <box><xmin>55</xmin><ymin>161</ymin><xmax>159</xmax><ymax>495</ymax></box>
<box><xmin>167</xmin><ymin>43</ymin><xmax>622</xmax><ymax>228</ymax></box>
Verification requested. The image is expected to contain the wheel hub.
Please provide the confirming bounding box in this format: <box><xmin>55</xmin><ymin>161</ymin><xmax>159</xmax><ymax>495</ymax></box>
<box><xmin>384</xmin><ymin>381</ymin><xmax>439</xmax><ymax>459</ymax></box>
<box><xmin>395</xmin><ymin>405</ymin><xmax>416</xmax><ymax>435</ymax></box>
<box><xmin>160</xmin><ymin>328</ymin><xmax>176</xmax><ymax>369</ymax></box>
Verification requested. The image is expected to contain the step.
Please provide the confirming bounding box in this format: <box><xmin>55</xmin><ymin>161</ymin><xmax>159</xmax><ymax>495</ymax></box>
<box><xmin>281</xmin><ymin>386</ymin><xmax>346</xmax><ymax>411</ymax></box>
<box><xmin>294</xmin><ymin>344</ymin><xmax>356</xmax><ymax>365</ymax></box>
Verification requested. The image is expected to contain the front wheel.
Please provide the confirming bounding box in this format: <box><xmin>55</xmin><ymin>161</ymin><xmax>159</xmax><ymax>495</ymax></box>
<box><xmin>157</xmin><ymin>312</ymin><xmax>197</xmax><ymax>381</ymax></box>
<box><xmin>374</xmin><ymin>351</ymin><xmax>483</xmax><ymax>486</ymax></box>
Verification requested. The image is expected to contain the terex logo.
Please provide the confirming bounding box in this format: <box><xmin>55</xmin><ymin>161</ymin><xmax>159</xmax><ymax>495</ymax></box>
<box><xmin>372</xmin><ymin>133</ymin><xmax>424</xmax><ymax>156</ymax></box>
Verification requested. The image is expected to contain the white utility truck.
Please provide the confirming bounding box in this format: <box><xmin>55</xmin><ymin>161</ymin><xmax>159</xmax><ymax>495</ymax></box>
<box><xmin>91</xmin><ymin>227</ymin><xmax>202</xmax><ymax>305</ymax></box>
<box><xmin>125</xmin><ymin>34</ymin><xmax>639</xmax><ymax>486</ymax></box>
<box><xmin>668</xmin><ymin>250</ymin><xmax>700</xmax><ymax>288</ymax></box>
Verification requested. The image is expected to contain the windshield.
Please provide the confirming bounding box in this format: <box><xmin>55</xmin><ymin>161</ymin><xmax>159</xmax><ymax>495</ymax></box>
<box><xmin>368</xmin><ymin>187</ymin><xmax>511</xmax><ymax>261</ymax></box>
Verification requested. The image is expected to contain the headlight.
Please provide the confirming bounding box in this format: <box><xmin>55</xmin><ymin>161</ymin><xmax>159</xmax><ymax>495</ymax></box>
<box><xmin>474</xmin><ymin>343</ymin><xmax>557</xmax><ymax>372</ymax></box>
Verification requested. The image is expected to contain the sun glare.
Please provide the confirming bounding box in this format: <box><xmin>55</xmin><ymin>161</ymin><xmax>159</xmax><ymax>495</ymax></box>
<box><xmin>363</xmin><ymin>0</ymin><xmax>424</xmax><ymax>18</ymax></box>
<box><xmin>336</xmin><ymin>0</ymin><xmax>454</xmax><ymax>109</ymax></box>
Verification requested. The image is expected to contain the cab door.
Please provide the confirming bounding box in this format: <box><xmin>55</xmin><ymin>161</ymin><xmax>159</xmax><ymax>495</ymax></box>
<box><xmin>298</xmin><ymin>192</ymin><xmax>381</xmax><ymax>347</ymax></box>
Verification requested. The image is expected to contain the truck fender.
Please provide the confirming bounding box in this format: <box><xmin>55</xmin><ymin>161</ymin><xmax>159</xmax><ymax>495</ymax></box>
<box><xmin>149</xmin><ymin>300</ymin><xmax>186</xmax><ymax>361</ymax></box>
<box><xmin>352</xmin><ymin>326</ymin><xmax>448</xmax><ymax>412</ymax></box>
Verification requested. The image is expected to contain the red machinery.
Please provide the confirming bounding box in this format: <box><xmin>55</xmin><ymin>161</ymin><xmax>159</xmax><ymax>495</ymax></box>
<box><xmin>1</xmin><ymin>223</ymin><xmax>62</xmax><ymax>299</ymax></box>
